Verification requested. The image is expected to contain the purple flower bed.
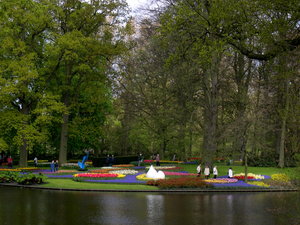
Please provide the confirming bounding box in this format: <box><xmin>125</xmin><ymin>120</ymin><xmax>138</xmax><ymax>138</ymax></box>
<box><xmin>46</xmin><ymin>175</ymin><xmax>74</xmax><ymax>178</ymax></box>
<box><xmin>85</xmin><ymin>172</ymin><xmax>146</xmax><ymax>184</ymax></box>
<box><xmin>212</xmin><ymin>180</ymin><xmax>259</xmax><ymax>187</ymax></box>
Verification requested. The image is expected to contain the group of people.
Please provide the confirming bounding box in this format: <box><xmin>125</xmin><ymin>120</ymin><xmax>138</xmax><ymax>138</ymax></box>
<box><xmin>0</xmin><ymin>152</ymin><xmax>13</xmax><ymax>168</ymax></box>
<box><xmin>50</xmin><ymin>160</ymin><xmax>59</xmax><ymax>172</ymax></box>
<box><xmin>105</xmin><ymin>154</ymin><xmax>115</xmax><ymax>166</ymax></box>
<box><xmin>197</xmin><ymin>164</ymin><xmax>234</xmax><ymax>179</ymax></box>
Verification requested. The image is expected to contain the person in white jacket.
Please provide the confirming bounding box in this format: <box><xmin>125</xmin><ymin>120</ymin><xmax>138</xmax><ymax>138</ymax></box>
<box><xmin>213</xmin><ymin>166</ymin><xmax>218</xmax><ymax>178</ymax></box>
<box><xmin>204</xmin><ymin>166</ymin><xmax>210</xmax><ymax>179</ymax></box>
<box><xmin>228</xmin><ymin>167</ymin><xmax>233</xmax><ymax>178</ymax></box>
<box><xmin>196</xmin><ymin>164</ymin><xmax>202</xmax><ymax>177</ymax></box>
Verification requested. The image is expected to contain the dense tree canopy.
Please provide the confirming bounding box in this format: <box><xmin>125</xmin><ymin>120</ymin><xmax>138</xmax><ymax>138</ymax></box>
<box><xmin>0</xmin><ymin>0</ymin><xmax>299</xmax><ymax>167</ymax></box>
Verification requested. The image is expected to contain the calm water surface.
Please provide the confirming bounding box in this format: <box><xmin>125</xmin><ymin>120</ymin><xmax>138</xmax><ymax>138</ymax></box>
<box><xmin>0</xmin><ymin>187</ymin><xmax>299</xmax><ymax>225</ymax></box>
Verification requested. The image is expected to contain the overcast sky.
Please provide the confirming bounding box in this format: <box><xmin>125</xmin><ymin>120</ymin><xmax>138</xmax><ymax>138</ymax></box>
<box><xmin>127</xmin><ymin>0</ymin><xmax>150</xmax><ymax>11</ymax></box>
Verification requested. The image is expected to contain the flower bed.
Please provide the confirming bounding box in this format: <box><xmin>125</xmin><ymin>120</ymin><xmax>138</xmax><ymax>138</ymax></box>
<box><xmin>112</xmin><ymin>164</ymin><xmax>134</xmax><ymax>167</ymax></box>
<box><xmin>234</xmin><ymin>176</ymin><xmax>255</xmax><ymax>180</ymax></box>
<box><xmin>163</xmin><ymin>171</ymin><xmax>197</xmax><ymax>176</ymax></box>
<box><xmin>146</xmin><ymin>177</ymin><xmax>212</xmax><ymax>189</ymax></box>
<box><xmin>204</xmin><ymin>178</ymin><xmax>238</xmax><ymax>184</ymax></box>
<box><xmin>136</xmin><ymin>173</ymin><xmax>158</xmax><ymax>180</ymax></box>
<box><xmin>248</xmin><ymin>181</ymin><xmax>270</xmax><ymax>188</ymax></box>
<box><xmin>73</xmin><ymin>173</ymin><xmax>125</xmax><ymax>178</ymax></box>
<box><xmin>234</xmin><ymin>173</ymin><xmax>265</xmax><ymax>180</ymax></box>
<box><xmin>145</xmin><ymin>166</ymin><xmax>180</xmax><ymax>170</ymax></box>
<box><xmin>0</xmin><ymin>168</ymin><xmax>21</xmax><ymax>172</ymax></box>
<box><xmin>108</xmin><ymin>169</ymin><xmax>138</xmax><ymax>175</ymax></box>
<box><xmin>90</xmin><ymin>168</ymin><xmax>122</xmax><ymax>173</ymax></box>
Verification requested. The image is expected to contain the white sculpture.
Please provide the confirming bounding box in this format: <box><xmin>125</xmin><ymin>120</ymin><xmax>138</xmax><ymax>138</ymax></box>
<box><xmin>146</xmin><ymin>165</ymin><xmax>165</xmax><ymax>179</ymax></box>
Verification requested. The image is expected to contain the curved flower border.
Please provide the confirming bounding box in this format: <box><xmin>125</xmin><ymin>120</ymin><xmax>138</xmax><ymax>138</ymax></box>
<box><xmin>73</xmin><ymin>173</ymin><xmax>125</xmax><ymax>178</ymax></box>
<box><xmin>204</xmin><ymin>178</ymin><xmax>238</xmax><ymax>183</ymax></box>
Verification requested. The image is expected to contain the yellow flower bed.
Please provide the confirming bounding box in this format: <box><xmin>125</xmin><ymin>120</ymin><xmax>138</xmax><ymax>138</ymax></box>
<box><xmin>248</xmin><ymin>181</ymin><xmax>270</xmax><ymax>188</ymax></box>
<box><xmin>271</xmin><ymin>174</ymin><xmax>290</xmax><ymax>183</ymax></box>
<box><xmin>27</xmin><ymin>160</ymin><xmax>48</xmax><ymax>163</ymax></box>
<box><xmin>234</xmin><ymin>173</ymin><xmax>265</xmax><ymax>179</ymax></box>
<box><xmin>19</xmin><ymin>167</ymin><xmax>39</xmax><ymax>170</ymax></box>
<box><xmin>0</xmin><ymin>168</ymin><xmax>21</xmax><ymax>172</ymax></box>
<box><xmin>136</xmin><ymin>173</ymin><xmax>157</xmax><ymax>180</ymax></box>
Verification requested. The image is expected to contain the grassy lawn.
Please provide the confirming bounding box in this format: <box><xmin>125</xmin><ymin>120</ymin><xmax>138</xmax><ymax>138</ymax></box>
<box><xmin>41</xmin><ymin>179</ymin><xmax>159</xmax><ymax>191</ymax></box>
<box><xmin>176</xmin><ymin>164</ymin><xmax>300</xmax><ymax>179</ymax></box>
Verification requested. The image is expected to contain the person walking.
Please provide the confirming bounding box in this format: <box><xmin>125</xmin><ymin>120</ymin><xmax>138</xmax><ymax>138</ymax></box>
<box><xmin>204</xmin><ymin>165</ymin><xmax>210</xmax><ymax>179</ymax></box>
<box><xmin>155</xmin><ymin>154</ymin><xmax>160</xmax><ymax>166</ymax></box>
<box><xmin>50</xmin><ymin>160</ymin><xmax>55</xmax><ymax>172</ymax></box>
<box><xmin>228</xmin><ymin>167</ymin><xmax>233</xmax><ymax>178</ymax></box>
<box><xmin>54</xmin><ymin>160</ymin><xmax>59</xmax><ymax>172</ymax></box>
<box><xmin>213</xmin><ymin>166</ymin><xmax>218</xmax><ymax>178</ymax></box>
<box><xmin>196</xmin><ymin>164</ymin><xmax>202</xmax><ymax>177</ymax></box>
<box><xmin>7</xmin><ymin>156</ymin><xmax>13</xmax><ymax>168</ymax></box>
<box><xmin>34</xmin><ymin>157</ymin><xmax>38</xmax><ymax>167</ymax></box>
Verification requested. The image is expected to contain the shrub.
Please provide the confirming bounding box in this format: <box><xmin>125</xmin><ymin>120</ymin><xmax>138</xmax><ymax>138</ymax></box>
<box><xmin>16</xmin><ymin>173</ymin><xmax>47</xmax><ymax>185</ymax></box>
<box><xmin>247</xmin><ymin>151</ymin><xmax>277</xmax><ymax>167</ymax></box>
<box><xmin>146</xmin><ymin>177</ymin><xmax>212</xmax><ymax>189</ymax></box>
<box><xmin>0</xmin><ymin>172</ymin><xmax>18</xmax><ymax>183</ymax></box>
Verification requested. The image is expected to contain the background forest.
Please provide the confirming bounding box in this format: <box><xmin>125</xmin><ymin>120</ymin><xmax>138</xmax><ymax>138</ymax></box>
<box><xmin>0</xmin><ymin>0</ymin><xmax>299</xmax><ymax>168</ymax></box>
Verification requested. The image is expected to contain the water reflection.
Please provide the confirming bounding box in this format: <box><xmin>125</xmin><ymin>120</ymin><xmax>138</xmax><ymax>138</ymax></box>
<box><xmin>0</xmin><ymin>187</ymin><xmax>299</xmax><ymax>225</ymax></box>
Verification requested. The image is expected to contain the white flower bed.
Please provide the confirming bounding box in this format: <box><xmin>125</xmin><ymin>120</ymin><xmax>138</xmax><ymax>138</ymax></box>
<box><xmin>145</xmin><ymin>166</ymin><xmax>177</xmax><ymax>170</ymax></box>
<box><xmin>108</xmin><ymin>169</ymin><xmax>138</xmax><ymax>175</ymax></box>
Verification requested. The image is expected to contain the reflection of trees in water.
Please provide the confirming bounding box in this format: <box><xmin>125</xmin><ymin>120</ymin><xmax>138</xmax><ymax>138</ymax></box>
<box><xmin>265</xmin><ymin>193</ymin><xmax>300</xmax><ymax>225</ymax></box>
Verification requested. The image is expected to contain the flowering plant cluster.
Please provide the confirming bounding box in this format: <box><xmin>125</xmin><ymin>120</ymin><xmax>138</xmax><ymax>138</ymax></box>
<box><xmin>146</xmin><ymin>177</ymin><xmax>212</xmax><ymax>189</ymax></box>
<box><xmin>145</xmin><ymin>166</ymin><xmax>178</xmax><ymax>170</ymax></box>
<box><xmin>27</xmin><ymin>160</ymin><xmax>48</xmax><ymax>163</ymax></box>
<box><xmin>234</xmin><ymin>176</ymin><xmax>255</xmax><ymax>180</ymax></box>
<box><xmin>234</xmin><ymin>173</ymin><xmax>265</xmax><ymax>180</ymax></box>
<box><xmin>90</xmin><ymin>168</ymin><xmax>121</xmax><ymax>173</ymax></box>
<box><xmin>271</xmin><ymin>174</ymin><xmax>290</xmax><ymax>183</ymax></box>
<box><xmin>108</xmin><ymin>169</ymin><xmax>138</xmax><ymax>175</ymax></box>
<box><xmin>204</xmin><ymin>178</ymin><xmax>238</xmax><ymax>183</ymax></box>
<box><xmin>73</xmin><ymin>173</ymin><xmax>125</xmax><ymax>178</ymax></box>
<box><xmin>163</xmin><ymin>171</ymin><xmax>197</xmax><ymax>176</ymax></box>
<box><xmin>0</xmin><ymin>168</ymin><xmax>20</xmax><ymax>172</ymax></box>
<box><xmin>248</xmin><ymin>181</ymin><xmax>270</xmax><ymax>188</ymax></box>
<box><xmin>136</xmin><ymin>173</ymin><xmax>158</xmax><ymax>180</ymax></box>
<box><xmin>112</xmin><ymin>164</ymin><xmax>134</xmax><ymax>167</ymax></box>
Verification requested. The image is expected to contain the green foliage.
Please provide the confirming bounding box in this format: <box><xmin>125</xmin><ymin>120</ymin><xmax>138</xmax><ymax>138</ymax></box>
<box><xmin>16</xmin><ymin>173</ymin><xmax>47</xmax><ymax>185</ymax></box>
<box><xmin>0</xmin><ymin>172</ymin><xmax>18</xmax><ymax>183</ymax></box>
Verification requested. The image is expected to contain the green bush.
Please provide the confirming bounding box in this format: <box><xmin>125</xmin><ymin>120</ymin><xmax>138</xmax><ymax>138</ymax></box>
<box><xmin>16</xmin><ymin>173</ymin><xmax>47</xmax><ymax>185</ymax></box>
<box><xmin>247</xmin><ymin>151</ymin><xmax>277</xmax><ymax>167</ymax></box>
<box><xmin>0</xmin><ymin>172</ymin><xmax>18</xmax><ymax>183</ymax></box>
<box><xmin>146</xmin><ymin>177</ymin><xmax>212</xmax><ymax>189</ymax></box>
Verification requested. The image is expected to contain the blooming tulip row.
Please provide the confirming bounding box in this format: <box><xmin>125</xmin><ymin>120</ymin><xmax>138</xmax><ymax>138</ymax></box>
<box><xmin>234</xmin><ymin>173</ymin><xmax>265</xmax><ymax>180</ymax></box>
<box><xmin>204</xmin><ymin>178</ymin><xmax>238</xmax><ymax>183</ymax></box>
<box><xmin>73</xmin><ymin>173</ymin><xmax>125</xmax><ymax>178</ymax></box>
<box><xmin>163</xmin><ymin>171</ymin><xmax>197</xmax><ymax>176</ymax></box>
<box><xmin>108</xmin><ymin>169</ymin><xmax>138</xmax><ymax>175</ymax></box>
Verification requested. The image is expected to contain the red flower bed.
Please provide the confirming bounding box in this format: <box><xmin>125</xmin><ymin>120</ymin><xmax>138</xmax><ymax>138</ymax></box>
<box><xmin>146</xmin><ymin>177</ymin><xmax>212</xmax><ymax>189</ymax></box>
<box><xmin>234</xmin><ymin>176</ymin><xmax>255</xmax><ymax>180</ymax></box>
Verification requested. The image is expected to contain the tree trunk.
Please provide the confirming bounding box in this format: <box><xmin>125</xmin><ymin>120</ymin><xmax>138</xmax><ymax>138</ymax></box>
<box><xmin>202</xmin><ymin>53</ymin><xmax>220</xmax><ymax>166</ymax></box>
<box><xmin>19</xmin><ymin>104</ymin><xmax>30</xmax><ymax>167</ymax></box>
<box><xmin>59</xmin><ymin>111</ymin><xmax>69</xmax><ymax>165</ymax></box>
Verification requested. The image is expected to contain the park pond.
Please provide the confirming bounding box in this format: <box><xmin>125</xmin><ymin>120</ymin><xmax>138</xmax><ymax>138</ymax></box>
<box><xmin>0</xmin><ymin>186</ymin><xmax>299</xmax><ymax>225</ymax></box>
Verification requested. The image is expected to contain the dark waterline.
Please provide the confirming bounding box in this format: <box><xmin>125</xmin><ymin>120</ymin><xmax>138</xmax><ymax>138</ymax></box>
<box><xmin>0</xmin><ymin>187</ymin><xmax>299</xmax><ymax>225</ymax></box>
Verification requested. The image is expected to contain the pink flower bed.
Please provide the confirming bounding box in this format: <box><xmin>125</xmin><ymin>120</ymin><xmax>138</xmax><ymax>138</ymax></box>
<box><xmin>164</xmin><ymin>171</ymin><xmax>197</xmax><ymax>176</ymax></box>
<box><xmin>74</xmin><ymin>173</ymin><xmax>121</xmax><ymax>178</ymax></box>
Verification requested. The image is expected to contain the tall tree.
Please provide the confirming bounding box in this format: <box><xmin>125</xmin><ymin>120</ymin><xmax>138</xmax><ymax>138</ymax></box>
<box><xmin>45</xmin><ymin>0</ymin><xmax>129</xmax><ymax>164</ymax></box>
